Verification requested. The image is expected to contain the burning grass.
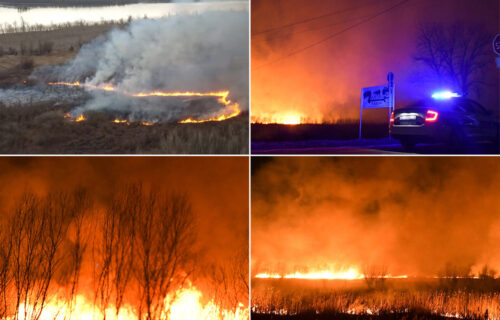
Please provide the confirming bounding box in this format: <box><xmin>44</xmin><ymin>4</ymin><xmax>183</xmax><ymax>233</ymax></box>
<box><xmin>0</xmin><ymin>101</ymin><xmax>249</xmax><ymax>154</ymax></box>
<box><xmin>251</xmin><ymin>279</ymin><xmax>500</xmax><ymax>320</ymax></box>
<box><xmin>0</xmin><ymin>185</ymin><xmax>249</xmax><ymax>319</ymax></box>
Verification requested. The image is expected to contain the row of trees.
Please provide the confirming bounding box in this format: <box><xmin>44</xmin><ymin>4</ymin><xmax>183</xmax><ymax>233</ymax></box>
<box><xmin>0</xmin><ymin>184</ymin><xmax>247</xmax><ymax>320</ymax></box>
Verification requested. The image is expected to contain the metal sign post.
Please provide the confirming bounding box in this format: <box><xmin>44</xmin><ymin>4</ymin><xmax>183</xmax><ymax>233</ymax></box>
<box><xmin>359</xmin><ymin>72</ymin><xmax>395</xmax><ymax>140</ymax></box>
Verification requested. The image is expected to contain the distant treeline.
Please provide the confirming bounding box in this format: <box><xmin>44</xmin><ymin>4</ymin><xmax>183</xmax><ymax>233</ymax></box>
<box><xmin>0</xmin><ymin>0</ymin><xmax>200</xmax><ymax>8</ymax></box>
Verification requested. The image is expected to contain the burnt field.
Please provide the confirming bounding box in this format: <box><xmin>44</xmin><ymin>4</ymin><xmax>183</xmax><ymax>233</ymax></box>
<box><xmin>0</xmin><ymin>101</ymin><xmax>248</xmax><ymax>154</ymax></box>
<box><xmin>251</xmin><ymin>278</ymin><xmax>500</xmax><ymax>320</ymax></box>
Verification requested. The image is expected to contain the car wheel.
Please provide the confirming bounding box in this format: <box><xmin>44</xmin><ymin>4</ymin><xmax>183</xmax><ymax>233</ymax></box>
<box><xmin>400</xmin><ymin>139</ymin><xmax>416</xmax><ymax>152</ymax></box>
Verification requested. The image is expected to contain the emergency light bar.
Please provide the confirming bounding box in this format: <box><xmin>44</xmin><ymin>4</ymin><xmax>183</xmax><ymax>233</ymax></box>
<box><xmin>431</xmin><ymin>91</ymin><xmax>461</xmax><ymax>100</ymax></box>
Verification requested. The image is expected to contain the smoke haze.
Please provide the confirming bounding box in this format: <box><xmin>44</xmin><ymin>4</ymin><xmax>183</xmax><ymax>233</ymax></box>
<box><xmin>252</xmin><ymin>157</ymin><xmax>500</xmax><ymax>277</ymax></box>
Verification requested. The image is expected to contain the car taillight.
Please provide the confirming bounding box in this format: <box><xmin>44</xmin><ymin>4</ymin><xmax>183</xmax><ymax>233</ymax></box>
<box><xmin>425</xmin><ymin>110</ymin><xmax>438</xmax><ymax>123</ymax></box>
<box><xmin>390</xmin><ymin>111</ymin><xmax>394</xmax><ymax>123</ymax></box>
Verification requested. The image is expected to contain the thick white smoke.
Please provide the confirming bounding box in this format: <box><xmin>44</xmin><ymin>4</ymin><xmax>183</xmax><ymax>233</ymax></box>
<box><xmin>34</xmin><ymin>9</ymin><xmax>248</xmax><ymax>121</ymax></box>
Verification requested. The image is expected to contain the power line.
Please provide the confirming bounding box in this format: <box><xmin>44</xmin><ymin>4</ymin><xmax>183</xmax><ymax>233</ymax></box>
<box><xmin>252</xmin><ymin>0</ymin><xmax>380</xmax><ymax>37</ymax></box>
<box><xmin>254</xmin><ymin>0</ymin><xmax>413</xmax><ymax>70</ymax></box>
<box><xmin>252</xmin><ymin>13</ymin><xmax>374</xmax><ymax>44</ymax></box>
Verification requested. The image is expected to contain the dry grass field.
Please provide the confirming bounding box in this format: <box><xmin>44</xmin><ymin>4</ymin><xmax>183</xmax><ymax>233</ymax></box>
<box><xmin>0</xmin><ymin>23</ymin><xmax>122</xmax><ymax>87</ymax></box>
<box><xmin>0</xmin><ymin>22</ymin><xmax>249</xmax><ymax>154</ymax></box>
<box><xmin>252</xmin><ymin>278</ymin><xmax>500</xmax><ymax>320</ymax></box>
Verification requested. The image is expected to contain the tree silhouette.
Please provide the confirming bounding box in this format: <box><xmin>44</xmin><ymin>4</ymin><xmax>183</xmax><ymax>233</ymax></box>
<box><xmin>414</xmin><ymin>22</ymin><xmax>493</xmax><ymax>95</ymax></box>
<box><xmin>132</xmin><ymin>186</ymin><xmax>196</xmax><ymax>320</ymax></box>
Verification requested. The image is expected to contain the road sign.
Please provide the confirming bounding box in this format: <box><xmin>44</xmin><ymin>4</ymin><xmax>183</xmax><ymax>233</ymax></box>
<box><xmin>361</xmin><ymin>85</ymin><xmax>392</xmax><ymax>109</ymax></box>
<box><xmin>359</xmin><ymin>73</ymin><xmax>395</xmax><ymax>140</ymax></box>
<box><xmin>493</xmin><ymin>34</ymin><xmax>500</xmax><ymax>56</ymax></box>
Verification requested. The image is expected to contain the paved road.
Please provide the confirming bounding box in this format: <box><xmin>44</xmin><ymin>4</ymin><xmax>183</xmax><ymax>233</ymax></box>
<box><xmin>252</xmin><ymin>139</ymin><xmax>499</xmax><ymax>155</ymax></box>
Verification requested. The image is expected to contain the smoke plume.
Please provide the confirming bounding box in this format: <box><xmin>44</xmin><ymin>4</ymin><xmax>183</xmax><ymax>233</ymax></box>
<box><xmin>33</xmin><ymin>9</ymin><xmax>248</xmax><ymax>121</ymax></box>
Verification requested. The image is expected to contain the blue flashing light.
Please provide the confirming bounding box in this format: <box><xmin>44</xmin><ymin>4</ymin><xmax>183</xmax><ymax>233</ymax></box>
<box><xmin>431</xmin><ymin>91</ymin><xmax>461</xmax><ymax>100</ymax></box>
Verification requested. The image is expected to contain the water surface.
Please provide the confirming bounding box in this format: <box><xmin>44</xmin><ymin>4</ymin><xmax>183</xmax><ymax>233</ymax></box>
<box><xmin>0</xmin><ymin>1</ymin><xmax>247</xmax><ymax>29</ymax></box>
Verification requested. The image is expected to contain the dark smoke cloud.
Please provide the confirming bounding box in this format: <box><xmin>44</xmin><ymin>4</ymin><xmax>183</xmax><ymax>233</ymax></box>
<box><xmin>34</xmin><ymin>9</ymin><xmax>248</xmax><ymax>121</ymax></box>
<box><xmin>252</xmin><ymin>157</ymin><xmax>500</xmax><ymax>277</ymax></box>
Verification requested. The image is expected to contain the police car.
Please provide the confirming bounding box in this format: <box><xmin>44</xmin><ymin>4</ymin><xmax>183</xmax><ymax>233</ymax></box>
<box><xmin>390</xmin><ymin>92</ymin><xmax>499</xmax><ymax>152</ymax></box>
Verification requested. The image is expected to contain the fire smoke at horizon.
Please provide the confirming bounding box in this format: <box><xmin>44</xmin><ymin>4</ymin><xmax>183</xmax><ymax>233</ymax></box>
<box><xmin>251</xmin><ymin>157</ymin><xmax>500</xmax><ymax>280</ymax></box>
<box><xmin>49</xmin><ymin>81</ymin><xmax>242</xmax><ymax>123</ymax></box>
<box><xmin>251</xmin><ymin>0</ymin><xmax>498</xmax><ymax>125</ymax></box>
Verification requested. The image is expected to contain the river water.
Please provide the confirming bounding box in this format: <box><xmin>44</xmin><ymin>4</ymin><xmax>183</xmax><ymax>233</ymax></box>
<box><xmin>0</xmin><ymin>1</ymin><xmax>247</xmax><ymax>29</ymax></box>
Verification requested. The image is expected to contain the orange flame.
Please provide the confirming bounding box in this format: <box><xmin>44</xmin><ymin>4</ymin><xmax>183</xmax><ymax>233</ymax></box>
<box><xmin>179</xmin><ymin>103</ymin><xmax>241</xmax><ymax>123</ymax></box>
<box><xmin>251</xmin><ymin>112</ymin><xmax>306</xmax><ymax>125</ymax></box>
<box><xmin>255</xmin><ymin>268</ymin><xmax>408</xmax><ymax>280</ymax></box>
<box><xmin>14</xmin><ymin>285</ymin><xmax>248</xmax><ymax>320</ymax></box>
<box><xmin>113</xmin><ymin>119</ymin><xmax>130</xmax><ymax>125</ymax></box>
<box><xmin>48</xmin><ymin>82</ymin><xmax>242</xmax><ymax>123</ymax></box>
<box><xmin>75</xmin><ymin>114</ymin><xmax>86</xmax><ymax>122</ymax></box>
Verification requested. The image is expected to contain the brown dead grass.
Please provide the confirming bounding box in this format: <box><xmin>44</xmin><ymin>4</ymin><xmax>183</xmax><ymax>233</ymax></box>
<box><xmin>0</xmin><ymin>23</ymin><xmax>121</xmax><ymax>87</ymax></box>
<box><xmin>0</xmin><ymin>102</ymin><xmax>249</xmax><ymax>154</ymax></box>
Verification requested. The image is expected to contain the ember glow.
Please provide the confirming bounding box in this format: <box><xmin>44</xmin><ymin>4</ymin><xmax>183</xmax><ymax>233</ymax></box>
<box><xmin>48</xmin><ymin>82</ymin><xmax>241</xmax><ymax>123</ymax></box>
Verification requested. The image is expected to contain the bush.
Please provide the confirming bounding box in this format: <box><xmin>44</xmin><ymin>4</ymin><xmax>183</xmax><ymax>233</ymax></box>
<box><xmin>19</xmin><ymin>56</ymin><xmax>34</xmax><ymax>70</ymax></box>
<box><xmin>38</xmin><ymin>40</ymin><xmax>54</xmax><ymax>55</ymax></box>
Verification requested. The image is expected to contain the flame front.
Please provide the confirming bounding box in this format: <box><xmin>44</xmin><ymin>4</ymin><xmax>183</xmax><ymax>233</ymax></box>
<box><xmin>14</xmin><ymin>285</ymin><xmax>248</xmax><ymax>320</ymax></box>
<box><xmin>48</xmin><ymin>82</ymin><xmax>241</xmax><ymax>123</ymax></box>
<box><xmin>251</xmin><ymin>112</ymin><xmax>308</xmax><ymax>125</ymax></box>
<box><xmin>255</xmin><ymin>268</ymin><xmax>408</xmax><ymax>280</ymax></box>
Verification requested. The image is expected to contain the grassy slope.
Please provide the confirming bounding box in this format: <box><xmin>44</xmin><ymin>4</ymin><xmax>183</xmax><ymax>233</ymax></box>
<box><xmin>0</xmin><ymin>23</ymin><xmax>122</xmax><ymax>87</ymax></box>
<box><xmin>0</xmin><ymin>23</ymin><xmax>249</xmax><ymax>154</ymax></box>
<box><xmin>0</xmin><ymin>102</ymin><xmax>249</xmax><ymax>154</ymax></box>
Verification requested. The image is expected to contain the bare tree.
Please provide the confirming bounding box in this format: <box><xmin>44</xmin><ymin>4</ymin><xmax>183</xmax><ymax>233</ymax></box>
<box><xmin>414</xmin><ymin>22</ymin><xmax>493</xmax><ymax>95</ymax></box>
<box><xmin>207</xmin><ymin>246</ymin><xmax>249</xmax><ymax>313</ymax></box>
<box><xmin>93</xmin><ymin>200</ymin><xmax>116</xmax><ymax>320</ymax></box>
<box><xmin>9</xmin><ymin>192</ymin><xmax>70</xmax><ymax>320</ymax></box>
<box><xmin>10</xmin><ymin>193</ymin><xmax>46</xmax><ymax>320</ymax></box>
<box><xmin>111</xmin><ymin>185</ymin><xmax>138</xmax><ymax>317</ymax></box>
<box><xmin>362</xmin><ymin>264</ymin><xmax>388</xmax><ymax>289</ymax></box>
<box><xmin>64</xmin><ymin>188</ymin><xmax>91</xmax><ymax>319</ymax></box>
<box><xmin>0</xmin><ymin>226</ymin><xmax>13</xmax><ymax>319</ymax></box>
<box><xmin>132</xmin><ymin>185</ymin><xmax>196</xmax><ymax>320</ymax></box>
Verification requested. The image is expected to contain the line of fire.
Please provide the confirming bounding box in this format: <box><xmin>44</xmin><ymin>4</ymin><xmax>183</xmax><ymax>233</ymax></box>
<box><xmin>0</xmin><ymin>3</ymin><xmax>249</xmax><ymax>154</ymax></box>
<box><xmin>251</xmin><ymin>0</ymin><xmax>499</xmax><ymax>155</ymax></box>
<box><xmin>0</xmin><ymin>157</ymin><xmax>249</xmax><ymax>320</ymax></box>
<box><xmin>251</xmin><ymin>157</ymin><xmax>500</xmax><ymax>320</ymax></box>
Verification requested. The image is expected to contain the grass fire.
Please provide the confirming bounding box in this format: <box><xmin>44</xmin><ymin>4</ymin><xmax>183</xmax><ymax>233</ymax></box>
<box><xmin>0</xmin><ymin>157</ymin><xmax>249</xmax><ymax>320</ymax></box>
<box><xmin>251</xmin><ymin>157</ymin><xmax>500</xmax><ymax>319</ymax></box>
<box><xmin>0</xmin><ymin>1</ymin><xmax>249</xmax><ymax>154</ymax></box>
